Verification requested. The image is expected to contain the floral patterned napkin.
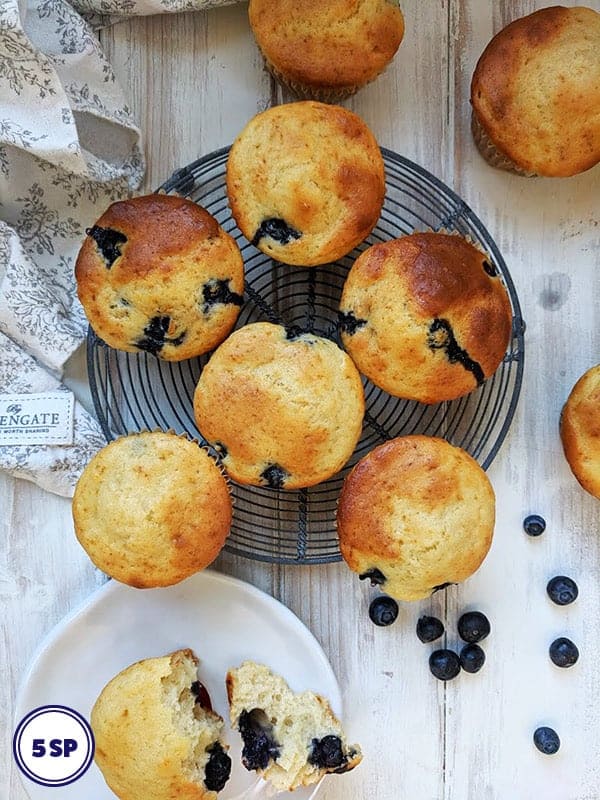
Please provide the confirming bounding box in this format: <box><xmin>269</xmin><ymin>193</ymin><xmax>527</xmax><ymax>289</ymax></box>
<box><xmin>0</xmin><ymin>0</ymin><xmax>240</xmax><ymax>496</ymax></box>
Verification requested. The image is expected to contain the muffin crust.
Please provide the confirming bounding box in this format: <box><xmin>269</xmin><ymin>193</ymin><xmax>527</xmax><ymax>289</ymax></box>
<box><xmin>76</xmin><ymin>194</ymin><xmax>244</xmax><ymax>360</ymax></box>
<box><xmin>226</xmin><ymin>102</ymin><xmax>385</xmax><ymax>266</ymax></box>
<box><xmin>471</xmin><ymin>6</ymin><xmax>600</xmax><ymax>177</ymax></box>
<box><xmin>339</xmin><ymin>232</ymin><xmax>513</xmax><ymax>403</ymax></box>
<box><xmin>560</xmin><ymin>363</ymin><xmax>600</xmax><ymax>499</ymax></box>
<box><xmin>337</xmin><ymin>435</ymin><xmax>496</xmax><ymax>601</ymax></box>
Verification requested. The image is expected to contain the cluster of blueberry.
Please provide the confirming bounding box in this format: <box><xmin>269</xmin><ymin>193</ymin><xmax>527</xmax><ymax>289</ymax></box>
<box><xmin>523</xmin><ymin>514</ymin><xmax>580</xmax><ymax>756</ymax></box>
<box><xmin>367</xmin><ymin>513</ymin><xmax>581</xmax><ymax>759</ymax></box>
<box><xmin>417</xmin><ymin>611</ymin><xmax>490</xmax><ymax>680</ymax></box>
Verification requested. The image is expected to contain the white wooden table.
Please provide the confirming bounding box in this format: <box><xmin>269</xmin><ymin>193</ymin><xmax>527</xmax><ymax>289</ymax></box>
<box><xmin>3</xmin><ymin>2</ymin><xmax>600</xmax><ymax>798</ymax></box>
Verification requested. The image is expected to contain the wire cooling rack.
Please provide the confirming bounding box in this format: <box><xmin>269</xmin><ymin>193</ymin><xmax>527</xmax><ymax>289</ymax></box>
<box><xmin>88</xmin><ymin>146</ymin><xmax>525</xmax><ymax>565</ymax></box>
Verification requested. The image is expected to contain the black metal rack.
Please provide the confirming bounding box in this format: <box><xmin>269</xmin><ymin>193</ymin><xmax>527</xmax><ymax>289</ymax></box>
<box><xmin>87</xmin><ymin>146</ymin><xmax>525</xmax><ymax>565</ymax></box>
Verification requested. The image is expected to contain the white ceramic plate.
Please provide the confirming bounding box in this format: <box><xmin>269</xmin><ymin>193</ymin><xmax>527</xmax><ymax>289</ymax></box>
<box><xmin>14</xmin><ymin>570</ymin><xmax>342</xmax><ymax>800</ymax></box>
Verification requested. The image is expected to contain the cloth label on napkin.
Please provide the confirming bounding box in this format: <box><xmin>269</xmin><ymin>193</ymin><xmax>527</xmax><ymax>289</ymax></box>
<box><xmin>0</xmin><ymin>391</ymin><xmax>75</xmax><ymax>446</ymax></box>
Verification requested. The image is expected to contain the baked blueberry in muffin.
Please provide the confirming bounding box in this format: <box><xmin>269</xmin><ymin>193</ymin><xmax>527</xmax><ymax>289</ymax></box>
<box><xmin>339</xmin><ymin>232</ymin><xmax>512</xmax><ymax>403</ymax></box>
<box><xmin>91</xmin><ymin>649</ymin><xmax>231</xmax><ymax>800</ymax></box>
<box><xmin>226</xmin><ymin>661</ymin><xmax>361</xmax><ymax>791</ymax></box>
<box><xmin>226</xmin><ymin>102</ymin><xmax>385</xmax><ymax>266</ymax></box>
<box><xmin>76</xmin><ymin>194</ymin><xmax>244</xmax><ymax>361</ymax></box>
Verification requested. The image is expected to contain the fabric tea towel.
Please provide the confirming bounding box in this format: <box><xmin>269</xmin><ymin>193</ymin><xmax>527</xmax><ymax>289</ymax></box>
<box><xmin>0</xmin><ymin>0</ymin><xmax>240</xmax><ymax>496</ymax></box>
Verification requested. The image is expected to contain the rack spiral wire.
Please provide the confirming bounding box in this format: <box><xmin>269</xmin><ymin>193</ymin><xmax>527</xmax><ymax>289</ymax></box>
<box><xmin>88</xmin><ymin>146</ymin><xmax>525</xmax><ymax>565</ymax></box>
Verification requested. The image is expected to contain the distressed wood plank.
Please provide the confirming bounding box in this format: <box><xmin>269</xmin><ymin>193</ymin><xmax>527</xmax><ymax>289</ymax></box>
<box><xmin>3</xmin><ymin>2</ymin><xmax>600</xmax><ymax>800</ymax></box>
<box><xmin>445</xmin><ymin>2</ymin><xmax>600</xmax><ymax>798</ymax></box>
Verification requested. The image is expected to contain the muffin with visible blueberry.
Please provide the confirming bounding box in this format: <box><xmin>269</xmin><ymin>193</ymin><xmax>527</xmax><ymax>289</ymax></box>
<box><xmin>193</xmin><ymin>322</ymin><xmax>364</xmax><ymax>489</ymax></box>
<box><xmin>226</xmin><ymin>661</ymin><xmax>361</xmax><ymax>791</ymax></box>
<box><xmin>75</xmin><ymin>194</ymin><xmax>244</xmax><ymax>360</ymax></box>
<box><xmin>337</xmin><ymin>435</ymin><xmax>495</xmax><ymax>601</ymax></box>
<box><xmin>470</xmin><ymin>6</ymin><xmax>600</xmax><ymax>177</ymax></box>
<box><xmin>72</xmin><ymin>431</ymin><xmax>232</xmax><ymax>588</ymax></box>
<box><xmin>339</xmin><ymin>232</ymin><xmax>513</xmax><ymax>403</ymax></box>
<box><xmin>560</xmin><ymin>363</ymin><xmax>600</xmax><ymax>499</ymax></box>
<box><xmin>226</xmin><ymin>101</ymin><xmax>385</xmax><ymax>266</ymax></box>
<box><xmin>92</xmin><ymin>649</ymin><xmax>231</xmax><ymax>800</ymax></box>
<box><xmin>248</xmin><ymin>0</ymin><xmax>405</xmax><ymax>102</ymax></box>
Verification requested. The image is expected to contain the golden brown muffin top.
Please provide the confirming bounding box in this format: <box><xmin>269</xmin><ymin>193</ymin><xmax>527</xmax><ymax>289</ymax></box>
<box><xmin>75</xmin><ymin>194</ymin><xmax>244</xmax><ymax>361</ymax></box>
<box><xmin>339</xmin><ymin>232</ymin><xmax>513</xmax><ymax>403</ymax></box>
<box><xmin>471</xmin><ymin>6</ymin><xmax>600</xmax><ymax>177</ymax></box>
<box><xmin>76</xmin><ymin>194</ymin><xmax>220</xmax><ymax>284</ymax></box>
<box><xmin>337</xmin><ymin>435</ymin><xmax>495</xmax><ymax>601</ymax></box>
<box><xmin>248</xmin><ymin>0</ymin><xmax>404</xmax><ymax>92</ymax></box>
<box><xmin>92</xmin><ymin>649</ymin><xmax>227</xmax><ymax>800</ymax></box>
<box><xmin>560</xmin><ymin>363</ymin><xmax>600</xmax><ymax>499</ymax></box>
<box><xmin>193</xmin><ymin>322</ymin><xmax>365</xmax><ymax>489</ymax></box>
<box><xmin>72</xmin><ymin>432</ymin><xmax>232</xmax><ymax>588</ymax></box>
<box><xmin>226</xmin><ymin>102</ymin><xmax>385</xmax><ymax>266</ymax></box>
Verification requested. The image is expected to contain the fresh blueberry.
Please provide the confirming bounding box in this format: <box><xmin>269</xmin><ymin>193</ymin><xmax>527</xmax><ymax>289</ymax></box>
<box><xmin>533</xmin><ymin>726</ymin><xmax>560</xmax><ymax>755</ymax></box>
<box><xmin>523</xmin><ymin>514</ymin><xmax>546</xmax><ymax>536</ymax></box>
<box><xmin>546</xmin><ymin>576</ymin><xmax>578</xmax><ymax>606</ymax></box>
<box><xmin>459</xmin><ymin>643</ymin><xmax>486</xmax><ymax>673</ymax></box>
<box><xmin>416</xmin><ymin>615</ymin><xmax>444</xmax><ymax>643</ymax></box>
<box><xmin>369</xmin><ymin>596</ymin><xmax>399</xmax><ymax>627</ymax></box>
<box><xmin>457</xmin><ymin>611</ymin><xmax>491</xmax><ymax>643</ymax></box>
<box><xmin>549</xmin><ymin>637</ymin><xmax>579</xmax><ymax>668</ymax></box>
<box><xmin>429</xmin><ymin>649</ymin><xmax>461</xmax><ymax>681</ymax></box>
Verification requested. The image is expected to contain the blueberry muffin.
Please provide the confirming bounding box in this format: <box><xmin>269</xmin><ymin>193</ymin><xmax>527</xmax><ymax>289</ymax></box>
<box><xmin>226</xmin><ymin>661</ymin><xmax>361</xmax><ymax>791</ymax></box>
<box><xmin>337</xmin><ymin>435</ymin><xmax>496</xmax><ymax>601</ymax></box>
<box><xmin>75</xmin><ymin>194</ymin><xmax>244</xmax><ymax>360</ymax></box>
<box><xmin>226</xmin><ymin>102</ymin><xmax>385</xmax><ymax>266</ymax></box>
<box><xmin>248</xmin><ymin>0</ymin><xmax>405</xmax><ymax>101</ymax></box>
<box><xmin>72</xmin><ymin>431</ymin><xmax>232</xmax><ymax>588</ymax></box>
<box><xmin>560</xmin><ymin>363</ymin><xmax>600</xmax><ymax>499</ymax></box>
<box><xmin>339</xmin><ymin>232</ymin><xmax>513</xmax><ymax>403</ymax></box>
<box><xmin>193</xmin><ymin>322</ymin><xmax>364</xmax><ymax>489</ymax></box>
<box><xmin>91</xmin><ymin>649</ymin><xmax>231</xmax><ymax>800</ymax></box>
<box><xmin>470</xmin><ymin>6</ymin><xmax>600</xmax><ymax>177</ymax></box>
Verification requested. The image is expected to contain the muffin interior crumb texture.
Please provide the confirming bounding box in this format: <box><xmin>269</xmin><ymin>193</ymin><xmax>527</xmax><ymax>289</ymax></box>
<box><xmin>226</xmin><ymin>661</ymin><xmax>362</xmax><ymax>791</ymax></box>
<box><xmin>91</xmin><ymin>649</ymin><xmax>231</xmax><ymax>800</ymax></box>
